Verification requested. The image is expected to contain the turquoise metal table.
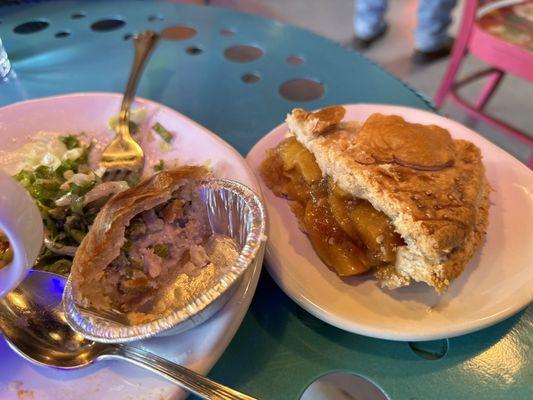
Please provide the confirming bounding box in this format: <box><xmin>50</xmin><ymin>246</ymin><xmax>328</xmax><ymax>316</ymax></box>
<box><xmin>0</xmin><ymin>1</ymin><xmax>531</xmax><ymax>399</ymax></box>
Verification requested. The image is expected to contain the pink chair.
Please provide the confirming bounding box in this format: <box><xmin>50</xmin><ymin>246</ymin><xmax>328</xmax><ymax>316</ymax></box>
<box><xmin>435</xmin><ymin>0</ymin><xmax>533</xmax><ymax>168</ymax></box>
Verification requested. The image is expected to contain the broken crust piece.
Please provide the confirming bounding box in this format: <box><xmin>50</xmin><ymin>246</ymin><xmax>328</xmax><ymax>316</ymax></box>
<box><xmin>287</xmin><ymin>106</ymin><xmax>490</xmax><ymax>292</ymax></box>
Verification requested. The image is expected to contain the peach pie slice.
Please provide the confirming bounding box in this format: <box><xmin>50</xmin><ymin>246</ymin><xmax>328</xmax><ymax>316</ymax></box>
<box><xmin>261</xmin><ymin>106</ymin><xmax>490</xmax><ymax>292</ymax></box>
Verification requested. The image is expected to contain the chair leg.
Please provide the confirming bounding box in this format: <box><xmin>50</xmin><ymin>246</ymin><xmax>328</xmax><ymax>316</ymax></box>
<box><xmin>434</xmin><ymin>48</ymin><xmax>466</xmax><ymax>108</ymax></box>
<box><xmin>475</xmin><ymin>69</ymin><xmax>504</xmax><ymax>111</ymax></box>
<box><xmin>434</xmin><ymin>0</ymin><xmax>479</xmax><ymax>108</ymax></box>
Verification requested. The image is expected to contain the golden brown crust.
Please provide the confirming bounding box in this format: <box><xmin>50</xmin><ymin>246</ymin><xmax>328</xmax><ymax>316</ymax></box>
<box><xmin>350</xmin><ymin>113</ymin><xmax>455</xmax><ymax>170</ymax></box>
<box><xmin>376</xmin><ymin>180</ymin><xmax>490</xmax><ymax>292</ymax></box>
<box><xmin>439</xmin><ymin>179</ymin><xmax>490</xmax><ymax>284</ymax></box>
<box><xmin>292</xmin><ymin>106</ymin><xmax>346</xmax><ymax>135</ymax></box>
<box><xmin>343</xmin><ymin>140</ymin><xmax>486</xmax><ymax>259</ymax></box>
<box><xmin>71</xmin><ymin>166</ymin><xmax>209</xmax><ymax>309</ymax></box>
<box><xmin>286</xmin><ymin>106</ymin><xmax>490</xmax><ymax>291</ymax></box>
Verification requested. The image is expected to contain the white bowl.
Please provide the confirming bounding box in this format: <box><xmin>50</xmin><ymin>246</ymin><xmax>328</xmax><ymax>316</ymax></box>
<box><xmin>0</xmin><ymin>171</ymin><xmax>44</xmax><ymax>297</ymax></box>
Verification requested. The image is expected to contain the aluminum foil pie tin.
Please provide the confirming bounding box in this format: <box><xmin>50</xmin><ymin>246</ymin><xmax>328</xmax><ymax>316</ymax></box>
<box><xmin>62</xmin><ymin>178</ymin><xmax>267</xmax><ymax>343</ymax></box>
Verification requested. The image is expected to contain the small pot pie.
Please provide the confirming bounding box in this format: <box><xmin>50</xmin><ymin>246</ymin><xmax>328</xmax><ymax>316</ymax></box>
<box><xmin>261</xmin><ymin>106</ymin><xmax>490</xmax><ymax>292</ymax></box>
<box><xmin>71</xmin><ymin>167</ymin><xmax>239</xmax><ymax>324</ymax></box>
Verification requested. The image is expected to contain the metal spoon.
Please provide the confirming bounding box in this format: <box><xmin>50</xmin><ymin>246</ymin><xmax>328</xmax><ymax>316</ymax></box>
<box><xmin>0</xmin><ymin>270</ymin><xmax>256</xmax><ymax>400</ymax></box>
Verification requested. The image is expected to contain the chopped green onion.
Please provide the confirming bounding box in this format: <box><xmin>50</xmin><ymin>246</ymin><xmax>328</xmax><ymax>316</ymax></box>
<box><xmin>152</xmin><ymin>122</ymin><xmax>174</xmax><ymax>143</ymax></box>
<box><xmin>153</xmin><ymin>243</ymin><xmax>169</xmax><ymax>258</ymax></box>
<box><xmin>153</xmin><ymin>159</ymin><xmax>165</xmax><ymax>172</ymax></box>
<box><xmin>60</xmin><ymin>135</ymin><xmax>81</xmax><ymax>150</ymax></box>
<box><xmin>126</xmin><ymin>176</ymin><xmax>140</xmax><ymax>187</ymax></box>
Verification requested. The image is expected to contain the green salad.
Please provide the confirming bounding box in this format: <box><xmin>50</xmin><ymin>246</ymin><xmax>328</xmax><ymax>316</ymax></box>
<box><xmin>9</xmin><ymin>111</ymin><xmax>176</xmax><ymax>276</ymax></box>
<box><xmin>14</xmin><ymin>134</ymin><xmax>129</xmax><ymax>275</ymax></box>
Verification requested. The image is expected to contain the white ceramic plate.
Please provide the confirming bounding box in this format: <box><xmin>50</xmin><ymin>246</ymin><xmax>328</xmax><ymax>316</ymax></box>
<box><xmin>247</xmin><ymin>103</ymin><xmax>533</xmax><ymax>341</ymax></box>
<box><xmin>0</xmin><ymin>93</ymin><xmax>262</xmax><ymax>400</ymax></box>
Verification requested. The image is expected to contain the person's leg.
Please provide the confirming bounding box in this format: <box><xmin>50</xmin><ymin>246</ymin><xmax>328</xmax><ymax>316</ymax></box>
<box><xmin>415</xmin><ymin>0</ymin><xmax>457</xmax><ymax>51</ymax></box>
<box><xmin>354</xmin><ymin>0</ymin><xmax>388</xmax><ymax>40</ymax></box>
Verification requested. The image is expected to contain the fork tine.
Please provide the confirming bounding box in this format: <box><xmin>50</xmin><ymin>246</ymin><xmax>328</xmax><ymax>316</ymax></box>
<box><xmin>106</xmin><ymin>169</ymin><xmax>122</xmax><ymax>182</ymax></box>
<box><xmin>123</xmin><ymin>170</ymin><xmax>133</xmax><ymax>182</ymax></box>
<box><xmin>102</xmin><ymin>169</ymin><xmax>116</xmax><ymax>182</ymax></box>
<box><xmin>102</xmin><ymin>168</ymin><xmax>136</xmax><ymax>183</ymax></box>
<box><xmin>115</xmin><ymin>169</ymin><xmax>129</xmax><ymax>182</ymax></box>
<box><xmin>114</xmin><ymin>171</ymin><xmax>125</xmax><ymax>182</ymax></box>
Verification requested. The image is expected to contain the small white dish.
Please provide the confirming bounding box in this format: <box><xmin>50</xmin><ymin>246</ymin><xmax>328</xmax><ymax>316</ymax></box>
<box><xmin>247</xmin><ymin>103</ymin><xmax>533</xmax><ymax>341</ymax></box>
<box><xmin>0</xmin><ymin>171</ymin><xmax>43</xmax><ymax>297</ymax></box>
<box><xmin>0</xmin><ymin>93</ymin><xmax>262</xmax><ymax>400</ymax></box>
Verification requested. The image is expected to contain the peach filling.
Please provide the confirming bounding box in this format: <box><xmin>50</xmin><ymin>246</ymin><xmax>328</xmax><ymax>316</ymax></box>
<box><xmin>260</xmin><ymin>137</ymin><xmax>404</xmax><ymax>276</ymax></box>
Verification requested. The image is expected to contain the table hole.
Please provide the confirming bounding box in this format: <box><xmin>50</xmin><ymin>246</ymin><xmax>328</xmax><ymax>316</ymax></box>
<box><xmin>186</xmin><ymin>46</ymin><xmax>203</xmax><ymax>55</ymax></box>
<box><xmin>279</xmin><ymin>78</ymin><xmax>324</xmax><ymax>102</ymax></box>
<box><xmin>161</xmin><ymin>25</ymin><xmax>197</xmax><ymax>40</ymax></box>
<box><xmin>220</xmin><ymin>28</ymin><xmax>236</xmax><ymax>36</ymax></box>
<box><xmin>224</xmin><ymin>45</ymin><xmax>263</xmax><ymax>63</ymax></box>
<box><xmin>13</xmin><ymin>20</ymin><xmax>50</xmax><ymax>34</ymax></box>
<box><xmin>71</xmin><ymin>12</ymin><xmax>86</xmax><ymax>19</ymax></box>
<box><xmin>408</xmin><ymin>339</ymin><xmax>449</xmax><ymax>360</ymax></box>
<box><xmin>300</xmin><ymin>372</ymin><xmax>388</xmax><ymax>400</ymax></box>
<box><xmin>148</xmin><ymin>14</ymin><xmax>164</xmax><ymax>22</ymax></box>
<box><xmin>91</xmin><ymin>18</ymin><xmax>126</xmax><ymax>32</ymax></box>
<box><xmin>296</xmin><ymin>307</ymin><xmax>326</xmax><ymax>328</ymax></box>
<box><xmin>55</xmin><ymin>30</ymin><xmax>71</xmax><ymax>38</ymax></box>
<box><xmin>287</xmin><ymin>55</ymin><xmax>304</xmax><ymax>65</ymax></box>
<box><xmin>123</xmin><ymin>33</ymin><xmax>134</xmax><ymax>41</ymax></box>
<box><xmin>241</xmin><ymin>73</ymin><xmax>261</xmax><ymax>84</ymax></box>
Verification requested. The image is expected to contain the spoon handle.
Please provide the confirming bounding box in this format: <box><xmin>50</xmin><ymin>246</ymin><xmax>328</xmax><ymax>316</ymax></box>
<box><xmin>103</xmin><ymin>345</ymin><xmax>257</xmax><ymax>400</ymax></box>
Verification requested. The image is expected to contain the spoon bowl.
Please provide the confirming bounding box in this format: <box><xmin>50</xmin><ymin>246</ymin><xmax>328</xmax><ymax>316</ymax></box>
<box><xmin>0</xmin><ymin>270</ymin><xmax>107</xmax><ymax>369</ymax></box>
<box><xmin>0</xmin><ymin>270</ymin><xmax>256</xmax><ymax>400</ymax></box>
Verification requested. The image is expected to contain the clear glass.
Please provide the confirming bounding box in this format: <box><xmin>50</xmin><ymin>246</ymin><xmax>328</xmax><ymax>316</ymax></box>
<box><xmin>0</xmin><ymin>37</ymin><xmax>11</xmax><ymax>79</ymax></box>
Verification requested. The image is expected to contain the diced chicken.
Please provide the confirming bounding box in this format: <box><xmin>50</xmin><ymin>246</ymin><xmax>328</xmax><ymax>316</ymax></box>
<box><xmin>140</xmin><ymin>248</ymin><xmax>163</xmax><ymax>278</ymax></box>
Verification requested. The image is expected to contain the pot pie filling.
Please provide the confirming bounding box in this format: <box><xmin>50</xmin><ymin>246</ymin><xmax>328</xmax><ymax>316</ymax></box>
<box><xmin>72</xmin><ymin>168</ymin><xmax>240</xmax><ymax>324</ymax></box>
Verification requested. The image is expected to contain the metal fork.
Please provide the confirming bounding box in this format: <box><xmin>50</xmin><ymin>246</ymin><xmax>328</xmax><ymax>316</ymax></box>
<box><xmin>100</xmin><ymin>31</ymin><xmax>160</xmax><ymax>182</ymax></box>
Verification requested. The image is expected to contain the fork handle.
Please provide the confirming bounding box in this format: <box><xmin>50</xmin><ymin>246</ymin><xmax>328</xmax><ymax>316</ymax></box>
<box><xmin>118</xmin><ymin>31</ymin><xmax>160</xmax><ymax>140</ymax></box>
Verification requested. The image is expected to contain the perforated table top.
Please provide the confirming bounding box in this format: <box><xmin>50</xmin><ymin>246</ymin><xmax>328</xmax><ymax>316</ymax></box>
<box><xmin>0</xmin><ymin>1</ymin><xmax>531</xmax><ymax>399</ymax></box>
